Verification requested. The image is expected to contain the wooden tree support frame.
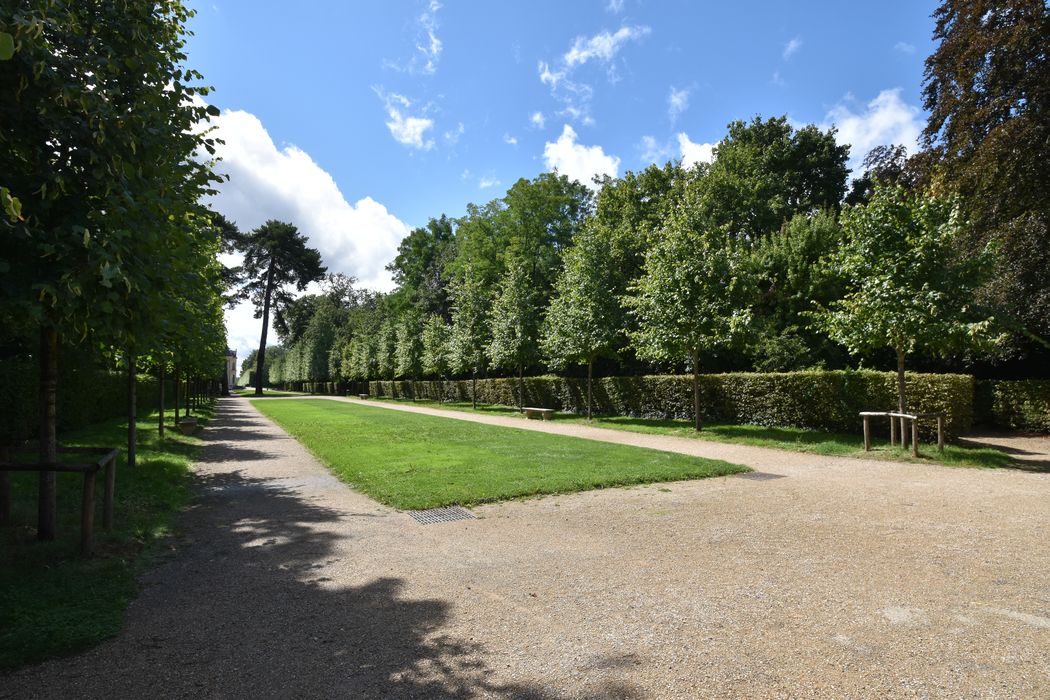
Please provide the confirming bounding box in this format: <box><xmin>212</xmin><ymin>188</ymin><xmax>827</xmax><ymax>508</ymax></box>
<box><xmin>0</xmin><ymin>446</ymin><xmax>119</xmax><ymax>556</ymax></box>
<box><xmin>860</xmin><ymin>411</ymin><xmax>945</xmax><ymax>457</ymax></box>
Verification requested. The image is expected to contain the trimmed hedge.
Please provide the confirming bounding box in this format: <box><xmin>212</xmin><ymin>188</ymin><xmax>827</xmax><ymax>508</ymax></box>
<box><xmin>975</xmin><ymin>379</ymin><xmax>1050</xmax><ymax>433</ymax></box>
<box><xmin>0</xmin><ymin>358</ymin><xmax>172</xmax><ymax>446</ymax></box>
<box><xmin>369</xmin><ymin>370</ymin><xmax>975</xmax><ymax>438</ymax></box>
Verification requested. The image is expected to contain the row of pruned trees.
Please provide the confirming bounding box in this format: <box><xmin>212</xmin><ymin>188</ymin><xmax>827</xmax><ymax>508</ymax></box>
<box><xmin>1</xmin><ymin>2</ymin><xmax>230</xmax><ymax>539</ymax></box>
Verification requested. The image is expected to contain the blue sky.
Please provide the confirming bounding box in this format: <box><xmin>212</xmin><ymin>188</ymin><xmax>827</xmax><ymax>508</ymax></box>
<box><xmin>187</xmin><ymin>0</ymin><xmax>938</xmax><ymax>357</ymax></box>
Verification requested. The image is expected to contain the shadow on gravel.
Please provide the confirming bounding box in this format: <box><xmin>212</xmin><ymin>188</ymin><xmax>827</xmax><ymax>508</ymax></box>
<box><xmin>4</xmin><ymin>400</ymin><xmax>641</xmax><ymax>699</ymax></box>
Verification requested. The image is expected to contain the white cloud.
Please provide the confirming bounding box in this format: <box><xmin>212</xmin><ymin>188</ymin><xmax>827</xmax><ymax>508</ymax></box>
<box><xmin>376</xmin><ymin>90</ymin><xmax>434</xmax><ymax>150</ymax></box>
<box><xmin>543</xmin><ymin>124</ymin><xmax>620</xmax><ymax>188</ymax></box>
<box><xmin>530</xmin><ymin>111</ymin><xmax>546</xmax><ymax>129</ymax></box>
<box><xmin>478</xmin><ymin>176</ymin><xmax>501</xmax><ymax>189</ymax></box>
<box><xmin>444</xmin><ymin>122</ymin><xmax>464</xmax><ymax>144</ymax></box>
<box><xmin>639</xmin><ymin>135</ymin><xmax>673</xmax><ymax>164</ymax></box>
<box><xmin>677</xmin><ymin>132</ymin><xmax>715</xmax><ymax>169</ymax></box>
<box><xmin>538</xmin><ymin>61</ymin><xmax>564</xmax><ymax>88</ymax></box>
<box><xmin>894</xmin><ymin>41</ymin><xmax>916</xmax><ymax>54</ymax></box>
<box><xmin>783</xmin><ymin>36</ymin><xmax>803</xmax><ymax>60</ymax></box>
<box><xmin>416</xmin><ymin>1</ymin><xmax>443</xmax><ymax>74</ymax></box>
<box><xmin>821</xmin><ymin>88</ymin><xmax>922</xmax><ymax>171</ymax></box>
<box><xmin>201</xmin><ymin>109</ymin><xmax>411</xmax><ymax>358</ymax></box>
<box><xmin>771</xmin><ymin>70</ymin><xmax>787</xmax><ymax>88</ymax></box>
<box><xmin>606</xmin><ymin>0</ymin><xmax>624</xmax><ymax>12</ymax></box>
<box><xmin>668</xmin><ymin>86</ymin><xmax>690</xmax><ymax>123</ymax></box>
<box><xmin>503</xmin><ymin>133</ymin><xmax>518</xmax><ymax>145</ymax></box>
<box><xmin>563</xmin><ymin>25</ymin><xmax>651</xmax><ymax>68</ymax></box>
<box><xmin>538</xmin><ymin>24</ymin><xmax>650</xmax><ymax>125</ymax></box>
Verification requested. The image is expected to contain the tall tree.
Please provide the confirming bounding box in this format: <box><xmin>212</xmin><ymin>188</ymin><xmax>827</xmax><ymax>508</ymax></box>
<box><xmin>0</xmin><ymin>0</ymin><xmax>221</xmax><ymax>538</ymax></box>
<box><xmin>628</xmin><ymin>210</ymin><xmax>754</xmax><ymax>431</ymax></box>
<box><xmin>749</xmin><ymin>210</ymin><xmax>846</xmax><ymax>370</ymax></box>
<box><xmin>421</xmin><ymin>315</ymin><xmax>452</xmax><ymax>402</ymax></box>
<box><xmin>488</xmin><ymin>261</ymin><xmax>542</xmax><ymax>411</ymax></box>
<box><xmin>922</xmin><ymin>0</ymin><xmax>1050</xmax><ymax>351</ymax></box>
<box><xmin>448</xmin><ymin>268</ymin><xmax>491</xmax><ymax>409</ymax></box>
<box><xmin>812</xmin><ymin>185</ymin><xmax>1000</xmax><ymax>438</ymax></box>
<box><xmin>542</xmin><ymin>223</ymin><xmax>622</xmax><ymax>419</ymax></box>
<box><xmin>234</xmin><ymin>220</ymin><xmax>326</xmax><ymax>396</ymax></box>
<box><xmin>394</xmin><ymin>311</ymin><xmax>423</xmax><ymax>399</ymax></box>
<box><xmin>699</xmin><ymin>116</ymin><xmax>850</xmax><ymax>240</ymax></box>
<box><xmin>387</xmin><ymin>215</ymin><xmax>456</xmax><ymax>318</ymax></box>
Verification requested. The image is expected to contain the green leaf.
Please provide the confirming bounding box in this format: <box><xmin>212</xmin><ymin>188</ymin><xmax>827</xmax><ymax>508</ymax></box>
<box><xmin>0</xmin><ymin>32</ymin><xmax>14</xmax><ymax>61</ymax></box>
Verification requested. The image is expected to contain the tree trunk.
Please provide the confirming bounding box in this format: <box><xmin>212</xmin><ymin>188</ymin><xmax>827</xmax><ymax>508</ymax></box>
<box><xmin>174</xmin><ymin>366</ymin><xmax>181</xmax><ymax>423</ymax></box>
<box><xmin>38</xmin><ymin>326</ymin><xmax>57</xmax><ymax>541</ymax></box>
<box><xmin>691</xmin><ymin>348</ymin><xmax>702</xmax><ymax>432</ymax></box>
<box><xmin>1</xmin><ymin>447</ymin><xmax>10</xmax><ymax>526</ymax></box>
<box><xmin>127</xmin><ymin>352</ymin><xmax>137</xmax><ymax>468</ymax></box>
<box><xmin>587</xmin><ymin>357</ymin><xmax>593</xmax><ymax>421</ymax></box>
<box><xmin>255</xmin><ymin>259</ymin><xmax>276</xmax><ymax>396</ymax></box>
<box><xmin>158</xmin><ymin>364</ymin><xmax>165</xmax><ymax>438</ymax></box>
<box><xmin>472</xmin><ymin>370</ymin><xmax>477</xmax><ymax>410</ymax></box>
<box><xmin>518</xmin><ymin>364</ymin><xmax>524</xmax><ymax>412</ymax></box>
<box><xmin>896</xmin><ymin>348</ymin><xmax>908</xmax><ymax>449</ymax></box>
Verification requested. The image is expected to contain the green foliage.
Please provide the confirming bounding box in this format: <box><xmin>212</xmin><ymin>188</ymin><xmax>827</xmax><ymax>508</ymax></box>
<box><xmin>387</xmin><ymin>215</ymin><xmax>455</xmax><ymax>318</ymax></box>
<box><xmin>628</xmin><ymin>207</ymin><xmax>753</xmax><ymax>367</ymax></box>
<box><xmin>487</xmin><ymin>260</ymin><xmax>542</xmax><ymax>373</ymax></box>
<box><xmin>698</xmin><ymin>116</ymin><xmax>849</xmax><ymax>239</ymax></box>
<box><xmin>371</xmin><ymin>370</ymin><xmax>975</xmax><ymax>438</ymax></box>
<box><xmin>542</xmin><ymin>220</ymin><xmax>624</xmax><ymax>370</ymax></box>
<box><xmin>975</xmin><ymin>379</ymin><xmax>1050</xmax><ymax>433</ymax></box>
<box><xmin>814</xmin><ymin>185</ymin><xmax>999</xmax><ymax>360</ymax></box>
<box><xmin>750</xmin><ymin>210</ymin><xmax>846</xmax><ymax>370</ymax></box>
<box><xmin>421</xmin><ymin>315</ymin><xmax>451</xmax><ymax>377</ymax></box>
<box><xmin>447</xmin><ymin>268</ymin><xmax>490</xmax><ymax>375</ymax></box>
<box><xmin>394</xmin><ymin>311</ymin><xmax>423</xmax><ymax>379</ymax></box>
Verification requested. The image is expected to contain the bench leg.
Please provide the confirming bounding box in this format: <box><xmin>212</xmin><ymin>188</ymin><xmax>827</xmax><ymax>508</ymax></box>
<box><xmin>103</xmin><ymin>455</ymin><xmax>116</xmax><ymax>531</ymax></box>
<box><xmin>889</xmin><ymin>417</ymin><xmax>896</xmax><ymax>446</ymax></box>
<box><xmin>863</xmin><ymin>416</ymin><xmax>871</xmax><ymax>451</ymax></box>
<box><xmin>912</xmin><ymin>419</ymin><xmax>919</xmax><ymax>458</ymax></box>
<box><xmin>81</xmin><ymin>470</ymin><xmax>96</xmax><ymax>557</ymax></box>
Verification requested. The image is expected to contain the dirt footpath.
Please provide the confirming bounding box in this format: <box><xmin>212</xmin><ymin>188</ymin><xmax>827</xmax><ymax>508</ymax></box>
<box><xmin>4</xmin><ymin>397</ymin><xmax>1049</xmax><ymax>699</ymax></box>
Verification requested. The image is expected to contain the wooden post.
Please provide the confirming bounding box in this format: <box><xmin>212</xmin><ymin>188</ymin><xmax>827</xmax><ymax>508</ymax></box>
<box><xmin>103</xmin><ymin>454</ymin><xmax>116</xmax><ymax>531</ymax></box>
<box><xmin>911</xmin><ymin>418</ymin><xmax>919</xmax><ymax>458</ymax></box>
<box><xmin>863</xmin><ymin>415</ymin><xmax>871</xmax><ymax>451</ymax></box>
<box><xmin>80</xmin><ymin>470</ymin><xmax>96</xmax><ymax>556</ymax></box>
<box><xmin>158</xmin><ymin>364</ymin><xmax>165</xmax><ymax>439</ymax></box>
<box><xmin>937</xmin><ymin>416</ymin><xmax>945</xmax><ymax>452</ymax></box>
<box><xmin>0</xmin><ymin>447</ymin><xmax>9</xmax><ymax>526</ymax></box>
<box><xmin>889</xmin><ymin>416</ymin><xmax>897</xmax><ymax>446</ymax></box>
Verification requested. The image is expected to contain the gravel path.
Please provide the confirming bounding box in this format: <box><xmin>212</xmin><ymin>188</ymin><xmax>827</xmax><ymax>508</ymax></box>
<box><xmin>5</xmin><ymin>397</ymin><xmax>1049</xmax><ymax>698</ymax></box>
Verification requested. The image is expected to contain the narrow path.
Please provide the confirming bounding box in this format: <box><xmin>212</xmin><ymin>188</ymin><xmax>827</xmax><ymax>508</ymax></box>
<box><xmin>4</xmin><ymin>397</ymin><xmax>1048</xmax><ymax>698</ymax></box>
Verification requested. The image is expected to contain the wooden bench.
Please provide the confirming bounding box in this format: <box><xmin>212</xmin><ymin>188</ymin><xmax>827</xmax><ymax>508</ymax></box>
<box><xmin>357</xmin><ymin>393</ymin><xmax>369</xmax><ymax>400</ymax></box>
<box><xmin>860</xmin><ymin>411</ymin><xmax>945</xmax><ymax>456</ymax></box>
<box><xmin>523</xmin><ymin>407</ymin><xmax>554</xmax><ymax>421</ymax></box>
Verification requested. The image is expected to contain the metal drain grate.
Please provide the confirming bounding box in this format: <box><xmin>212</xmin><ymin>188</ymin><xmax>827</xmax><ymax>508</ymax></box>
<box><xmin>737</xmin><ymin>471</ymin><xmax>786</xmax><ymax>481</ymax></box>
<box><xmin>407</xmin><ymin>505</ymin><xmax>477</xmax><ymax>525</ymax></box>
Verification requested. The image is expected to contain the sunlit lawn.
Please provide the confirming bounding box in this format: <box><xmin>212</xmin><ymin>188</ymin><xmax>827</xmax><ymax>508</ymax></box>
<box><xmin>233</xmin><ymin>387</ymin><xmax>306</xmax><ymax>397</ymax></box>
<box><xmin>367</xmin><ymin>397</ymin><xmax>1016</xmax><ymax>469</ymax></box>
<box><xmin>252</xmin><ymin>398</ymin><xmax>748</xmax><ymax>510</ymax></box>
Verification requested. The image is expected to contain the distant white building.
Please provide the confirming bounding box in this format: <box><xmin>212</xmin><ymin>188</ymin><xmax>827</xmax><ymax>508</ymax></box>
<box><xmin>225</xmin><ymin>349</ymin><xmax>237</xmax><ymax>392</ymax></box>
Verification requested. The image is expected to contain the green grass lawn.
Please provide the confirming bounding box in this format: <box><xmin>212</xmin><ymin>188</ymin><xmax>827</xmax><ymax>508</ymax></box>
<box><xmin>366</xmin><ymin>397</ymin><xmax>1015</xmax><ymax>469</ymax></box>
<box><xmin>252</xmin><ymin>399</ymin><xmax>748</xmax><ymax>510</ymax></box>
<box><xmin>0</xmin><ymin>405</ymin><xmax>209</xmax><ymax>671</ymax></box>
<box><xmin>233</xmin><ymin>387</ymin><xmax>306</xmax><ymax>397</ymax></box>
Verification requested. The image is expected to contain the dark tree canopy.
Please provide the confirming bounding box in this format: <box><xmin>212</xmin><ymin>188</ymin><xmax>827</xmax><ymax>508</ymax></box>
<box><xmin>922</xmin><ymin>0</ymin><xmax>1050</xmax><ymax>346</ymax></box>
<box><xmin>699</xmin><ymin>116</ymin><xmax>850</xmax><ymax>240</ymax></box>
